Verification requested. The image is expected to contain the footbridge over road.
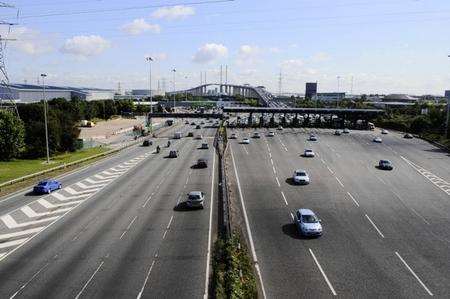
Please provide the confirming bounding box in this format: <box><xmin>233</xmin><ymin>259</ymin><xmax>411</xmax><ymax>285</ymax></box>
<box><xmin>168</xmin><ymin>83</ymin><xmax>274</xmax><ymax>107</ymax></box>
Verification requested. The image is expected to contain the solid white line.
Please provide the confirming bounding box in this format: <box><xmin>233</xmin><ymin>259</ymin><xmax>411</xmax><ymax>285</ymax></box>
<box><xmin>136</xmin><ymin>260</ymin><xmax>156</xmax><ymax>299</ymax></box>
<box><xmin>230</xmin><ymin>147</ymin><xmax>267</xmax><ymax>299</ymax></box>
<box><xmin>74</xmin><ymin>260</ymin><xmax>105</xmax><ymax>299</ymax></box>
<box><xmin>365</xmin><ymin>214</ymin><xmax>385</xmax><ymax>238</ymax></box>
<box><xmin>203</xmin><ymin>150</ymin><xmax>216</xmax><ymax>299</ymax></box>
<box><xmin>309</xmin><ymin>248</ymin><xmax>337</xmax><ymax>296</ymax></box>
<box><xmin>346</xmin><ymin>192</ymin><xmax>360</xmax><ymax>207</ymax></box>
<box><xmin>395</xmin><ymin>252</ymin><xmax>433</xmax><ymax>296</ymax></box>
<box><xmin>9</xmin><ymin>262</ymin><xmax>49</xmax><ymax>299</ymax></box>
<box><xmin>281</xmin><ymin>191</ymin><xmax>288</xmax><ymax>206</ymax></box>
<box><xmin>0</xmin><ymin>238</ymin><xmax>28</xmax><ymax>249</ymax></box>
<box><xmin>327</xmin><ymin>166</ymin><xmax>334</xmax><ymax>174</ymax></box>
<box><xmin>335</xmin><ymin>177</ymin><xmax>344</xmax><ymax>188</ymax></box>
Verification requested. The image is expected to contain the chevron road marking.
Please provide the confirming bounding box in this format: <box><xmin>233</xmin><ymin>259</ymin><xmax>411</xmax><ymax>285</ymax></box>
<box><xmin>50</xmin><ymin>192</ymin><xmax>90</xmax><ymax>202</ymax></box>
<box><xmin>37</xmin><ymin>198</ymin><xmax>84</xmax><ymax>209</ymax></box>
<box><xmin>102</xmin><ymin>170</ymin><xmax>124</xmax><ymax>176</ymax></box>
<box><xmin>0</xmin><ymin>238</ymin><xmax>28</xmax><ymax>249</ymax></box>
<box><xmin>0</xmin><ymin>227</ymin><xmax>44</xmax><ymax>241</ymax></box>
<box><xmin>75</xmin><ymin>182</ymin><xmax>105</xmax><ymax>190</ymax></box>
<box><xmin>64</xmin><ymin>187</ymin><xmax>101</xmax><ymax>196</ymax></box>
<box><xmin>93</xmin><ymin>174</ymin><xmax>116</xmax><ymax>181</ymax></box>
<box><xmin>85</xmin><ymin>178</ymin><xmax>110</xmax><ymax>185</ymax></box>
<box><xmin>1</xmin><ymin>215</ymin><xmax>59</xmax><ymax>229</ymax></box>
<box><xmin>21</xmin><ymin>206</ymin><xmax>72</xmax><ymax>218</ymax></box>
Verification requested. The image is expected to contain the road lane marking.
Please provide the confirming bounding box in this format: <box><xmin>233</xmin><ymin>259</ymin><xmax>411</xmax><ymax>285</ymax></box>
<box><xmin>75</xmin><ymin>260</ymin><xmax>105</xmax><ymax>299</ymax></box>
<box><xmin>365</xmin><ymin>214</ymin><xmax>385</xmax><ymax>238</ymax></box>
<box><xmin>290</xmin><ymin>212</ymin><xmax>294</xmax><ymax>221</ymax></box>
<box><xmin>275</xmin><ymin>176</ymin><xmax>281</xmax><ymax>187</ymax></box>
<box><xmin>136</xmin><ymin>260</ymin><xmax>156</xmax><ymax>299</ymax></box>
<box><xmin>120</xmin><ymin>216</ymin><xmax>138</xmax><ymax>239</ymax></box>
<box><xmin>391</xmin><ymin>190</ymin><xmax>430</xmax><ymax>225</ymax></box>
<box><xmin>0</xmin><ymin>238</ymin><xmax>28</xmax><ymax>249</ymax></box>
<box><xmin>335</xmin><ymin>177</ymin><xmax>344</xmax><ymax>188</ymax></box>
<box><xmin>203</xmin><ymin>150</ymin><xmax>216</xmax><ymax>299</ymax></box>
<box><xmin>0</xmin><ymin>227</ymin><xmax>44</xmax><ymax>242</ymax></box>
<box><xmin>230</xmin><ymin>147</ymin><xmax>267</xmax><ymax>299</ymax></box>
<box><xmin>309</xmin><ymin>248</ymin><xmax>337</xmax><ymax>296</ymax></box>
<box><xmin>9</xmin><ymin>262</ymin><xmax>50</xmax><ymax>299</ymax></box>
<box><xmin>321</xmin><ymin>158</ymin><xmax>326</xmax><ymax>164</ymax></box>
<box><xmin>327</xmin><ymin>166</ymin><xmax>334</xmax><ymax>174</ymax></box>
<box><xmin>272</xmin><ymin>166</ymin><xmax>277</xmax><ymax>175</ymax></box>
<box><xmin>395</xmin><ymin>252</ymin><xmax>433</xmax><ymax>296</ymax></box>
<box><xmin>270</xmin><ymin>158</ymin><xmax>274</xmax><ymax>166</ymax></box>
<box><xmin>346</xmin><ymin>192</ymin><xmax>360</xmax><ymax>207</ymax></box>
<box><xmin>281</xmin><ymin>191</ymin><xmax>288</xmax><ymax>206</ymax></box>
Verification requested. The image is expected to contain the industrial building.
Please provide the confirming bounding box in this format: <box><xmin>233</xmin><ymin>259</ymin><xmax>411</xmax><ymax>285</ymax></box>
<box><xmin>305</xmin><ymin>82</ymin><xmax>318</xmax><ymax>99</ymax></box>
<box><xmin>313</xmin><ymin>92</ymin><xmax>346</xmax><ymax>101</ymax></box>
<box><xmin>0</xmin><ymin>84</ymin><xmax>115</xmax><ymax>103</ymax></box>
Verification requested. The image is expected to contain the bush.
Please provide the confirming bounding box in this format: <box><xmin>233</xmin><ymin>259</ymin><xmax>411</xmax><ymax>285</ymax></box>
<box><xmin>0</xmin><ymin>110</ymin><xmax>25</xmax><ymax>161</ymax></box>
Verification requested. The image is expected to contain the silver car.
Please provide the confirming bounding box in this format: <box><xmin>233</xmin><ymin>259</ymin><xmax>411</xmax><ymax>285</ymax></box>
<box><xmin>294</xmin><ymin>209</ymin><xmax>323</xmax><ymax>237</ymax></box>
<box><xmin>186</xmin><ymin>191</ymin><xmax>205</xmax><ymax>209</ymax></box>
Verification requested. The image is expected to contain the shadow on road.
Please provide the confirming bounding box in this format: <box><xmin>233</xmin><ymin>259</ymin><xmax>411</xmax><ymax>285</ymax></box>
<box><xmin>25</xmin><ymin>191</ymin><xmax>38</xmax><ymax>196</ymax></box>
<box><xmin>282</xmin><ymin>223</ymin><xmax>303</xmax><ymax>240</ymax></box>
<box><xmin>174</xmin><ymin>202</ymin><xmax>203</xmax><ymax>211</ymax></box>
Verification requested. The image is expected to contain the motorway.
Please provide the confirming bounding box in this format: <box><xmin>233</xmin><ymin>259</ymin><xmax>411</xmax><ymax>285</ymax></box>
<box><xmin>0</xmin><ymin>120</ymin><xmax>218</xmax><ymax>298</ymax></box>
<box><xmin>228</xmin><ymin>127</ymin><xmax>450</xmax><ymax>298</ymax></box>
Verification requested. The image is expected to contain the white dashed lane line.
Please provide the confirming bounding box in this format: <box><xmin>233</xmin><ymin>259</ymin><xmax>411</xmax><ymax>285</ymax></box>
<box><xmin>395</xmin><ymin>252</ymin><xmax>434</xmax><ymax>296</ymax></box>
<box><xmin>309</xmin><ymin>249</ymin><xmax>337</xmax><ymax>296</ymax></box>
<box><xmin>281</xmin><ymin>191</ymin><xmax>288</xmax><ymax>206</ymax></box>
<box><xmin>346</xmin><ymin>192</ymin><xmax>360</xmax><ymax>207</ymax></box>
<box><xmin>335</xmin><ymin>177</ymin><xmax>345</xmax><ymax>188</ymax></box>
<box><xmin>365</xmin><ymin>214</ymin><xmax>385</xmax><ymax>238</ymax></box>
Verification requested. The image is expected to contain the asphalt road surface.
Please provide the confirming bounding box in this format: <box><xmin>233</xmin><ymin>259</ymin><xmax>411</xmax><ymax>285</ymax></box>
<box><xmin>228</xmin><ymin>127</ymin><xmax>450</xmax><ymax>298</ymax></box>
<box><xmin>0</xmin><ymin>120</ymin><xmax>218</xmax><ymax>299</ymax></box>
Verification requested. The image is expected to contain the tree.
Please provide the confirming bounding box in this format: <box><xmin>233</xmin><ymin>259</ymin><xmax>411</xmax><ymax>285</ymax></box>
<box><xmin>0</xmin><ymin>110</ymin><xmax>25</xmax><ymax>161</ymax></box>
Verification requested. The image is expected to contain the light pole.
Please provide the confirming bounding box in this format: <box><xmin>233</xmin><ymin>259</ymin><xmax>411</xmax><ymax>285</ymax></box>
<box><xmin>336</xmin><ymin>76</ymin><xmax>341</xmax><ymax>108</ymax></box>
<box><xmin>446</xmin><ymin>55</ymin><xmax>450</xmax><ymax>138</ymax></box>
<box><xmin>41</xmin><ymin>73</ymin><xmax>50</xmax><ymax>164</ymax></box>
<box><xmin>146</xmin><ymin>56</ymin><xmax>153</xmax><ymax>133</ymax></box>
<box><xmin>172</xmin><ymin>68</ymin><xmax>176</xmax><ymax>110</ymax></box>
<box><xmin>185</xmin><ymin>75</ymin><xmax>188</xmax><ymax>101</ymax></box>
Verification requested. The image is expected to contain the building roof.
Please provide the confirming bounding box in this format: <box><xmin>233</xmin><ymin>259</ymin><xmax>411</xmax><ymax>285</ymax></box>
<box><xmin>8</xmin><ymin>83</ymin><xmax>113</xmax><ymax>93</ymax></box>
<box><xmin>383</xmin><ymin>94</ymin><xmax>418</xmax><ymax>102</ymax></box>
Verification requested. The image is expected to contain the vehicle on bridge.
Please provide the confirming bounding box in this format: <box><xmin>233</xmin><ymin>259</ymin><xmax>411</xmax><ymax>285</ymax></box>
<box><xmin>373</xmin><ymin>137</ymin><xmax>383</xmax><ymax>143</ymax></box>
<box><xmin>252</xmin><ymin>132</ymin><xmax>261</xmax><ymax>138</ymax></box>
<box><xmin>33</xmin><ymin>179</ymin><xmax>61</xmax><ymax>194</ymax></box>
<box><xmin>293</xmin><ymin>170</ymin><xmax>310</xmax><ymax>185</ymax></box>
<box><xmin>294</xmin><ymin>209</ymin><xmax>323</xmax><ymax>237</ymax></box>
<box><xmin>378</xmin><ymin>160</ymin><xmax>393</xmax><ymax>170</ymax></box>
<box><xmin>268</xmin><ymin>131</ymin><xmax>275</xmax><ymax>137</ymax></box>
<box><xmin>303</xmin><ymin>149</ymin><xmax>315</xmax><ymax>157</ymax></box>
<box><xmin>242</xmin><ymin>138</ymin><xmax>250</xmax><ymax>144</ymax></box>
<box><xmin>186</xmin><ymin>191</ymin><xmax>205</xmax><ymax>209</ymax></box>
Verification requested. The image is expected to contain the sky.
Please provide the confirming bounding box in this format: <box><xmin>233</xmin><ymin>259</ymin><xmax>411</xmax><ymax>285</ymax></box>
<box><xmin>1</xmin><ymin>0</ymin><xmax>450</xmax><ymax>95</ymax></box>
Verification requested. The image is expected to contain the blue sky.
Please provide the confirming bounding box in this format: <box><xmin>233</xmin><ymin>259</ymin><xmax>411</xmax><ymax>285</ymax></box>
<box><xmin>2</xmin><ymin>0</ymin><xmax>450</xmax><ymax>95</ymax></box>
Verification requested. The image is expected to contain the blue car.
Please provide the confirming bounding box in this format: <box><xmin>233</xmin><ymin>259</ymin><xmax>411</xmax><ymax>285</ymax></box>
<box><xmin>33</xmin><ymin>179</ymin><xmax>62</xmax><ymax>194</ymax></box>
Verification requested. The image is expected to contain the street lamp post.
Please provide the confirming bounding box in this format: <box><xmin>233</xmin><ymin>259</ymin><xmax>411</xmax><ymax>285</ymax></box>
<box><xmin>146</xmin><ymin>56</ymin><xmax>153</xmax><ymax>133</ymax></box>
<box><xmin>185</xmin><ymin>75</ymin><xmax>188</xmax><ymax>101</ymax></box>
<box><xmin>41</xmin><ymin>73</ymin><xmax>50</xmax><ymax>164</ymax></box>
<box><xmin>172</xmin><ymin>69</ymin><xmax>176</xmax><ymax>110</ymax></box>
<box><xmin>446</xmin><ymin>55</ymin><xmax>450</xmax><ymax>138</ymax></box>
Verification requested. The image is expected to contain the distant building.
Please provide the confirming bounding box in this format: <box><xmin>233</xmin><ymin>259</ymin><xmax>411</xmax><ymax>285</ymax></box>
<box><xmin>445</xmin><ymin>90</ymin><xmax>450</xmax><ymax>99</ymax></box>
<box><xmin>305</xmin><ymin>82</ymin><xmax>318</xmax><ymax>99</ymax></box>
<box><xmin>313</xmin><ymin>92</ymin><xmax>345</xmax><ymax>101</ymax></box>
<box><xmin>382</xmin><ymin>94</ymin><xmax>418</xmax><ymax>103</ymax></box>
<box><xmin>0</xmin><ymin>83</ymin><xmax>114</xmax><ymax>103</ymax></box>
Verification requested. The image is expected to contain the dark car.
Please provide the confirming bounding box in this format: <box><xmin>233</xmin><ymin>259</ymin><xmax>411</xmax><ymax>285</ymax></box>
<box><xmin>143</xmin><ymin>140</ymin><xmax>152</xmax><ymax>146</ymax></box>
<box><xmin>197</xmin><ymin>158</ymin><xmax>208</xmax><ymax>168</ymax></box>
<box><xmin>187</xmin><ymin>132</ymin><xmax>194</xmax><ymax>137</ymax></box>
<box><xmin>378</xmin><ymin>160</ymin><xmax>393</xmax><ymax>170</ymax></box>
<box><xmin>404</xmin><ymin>133</ymin><xmax>413</xmax><ymax>139</ymax></box>
<box><xmin>168</xmin><ymin>150</ymin><xmax>178</xmax><ymax>158</ymax></box>
<box><xmin>191</xmin><ymin>122</ymin><xmax>196</xmax><ymax>125</ymax></box>
<box><xmin>195</xmin><ymin>125</ymin><xmax>201</xmax><ymax>129</ymax></box>
<box><xmin>34</xmin><ymin>179</ymin><xmax>61</xmax><ymax>194</ymax></box>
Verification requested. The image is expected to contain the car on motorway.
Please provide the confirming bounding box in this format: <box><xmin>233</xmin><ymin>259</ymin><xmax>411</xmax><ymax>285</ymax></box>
<box><xmin>168</xmin><ymin>150</ymin><xmax>178</xmax><ymax>158</ymax></box>
<box><xmin>381</xmin><ymin>129</ymin><xmax>389</xmax><ymax>134</ymax></box>
<box><xmin>191</xmin><ymin>122</ymin><xmax>196</xmax><ymax>125</ymax></box>
<box><xmin>200</xmin><ymin>143</ymin><xmax>209</xmax><ymax>149</ymax></box>
<box><xmin>200</xmin><ymin>121</ymin><xmax>205</xmax><ymax>125</ymax></box>
<box><xmin>33</xmin><ymin>179</ymin><xmax>61</xmax><ymax>194</ymax></box>
<box><xmin>252</xmin><ymin>132</ymin><xmax>261</xmax><ymax>138</ymax></box>
<box><xmin>186</xmin><ymin>191</ymin><xmax>205</xmax><ymax>209</ymax></box>
<box><xmin>242</xmin><ymin>138</ymin><xmax>250</xmax><ymax>144</ymax></box>
<box><xmin>303</xmin><ymin>149</ymin><xmax>315</xmax><ymax>157</ymax></box>
<box><xmin>229</xmin><ymin>133</ymin><xmax>237</xmax><ymax>139</ymax></box>
<box><xmin>309</xmin><ymin>135</ymin><xmax>318</xmax><ymax>141</ymax></box>
<box><xmin>343</xmin><ymin>128</ymin><xmax>350</xmax><ymax>134</ymax></box>
<box><xmin>373</xmin><ymin>137</ymin><xmax>383</xmax><ymax>143</ymax></box>
<box><xmin>195</xmin><ymin>134</ymin><xmax>202</xmax><ymax>140</ymax></box>
<box><xmin>378</xmin><ymin>159</ymin><xmax>393</xmax><ymax>170</ymax></box>
<box><xmin>404</xmin><ymin>133</ymin><xmax>413</xmax><ymax>139</ymax></box>
<box><xmin>277</xmin><ymin>126</ymin><xmax>283</xmax><ymax>131</ymax></box>
<box><xmin>187</xmin><ymin>132</ymin><xmax>194</xmax><ymax>137</ymax></box>
<box><xmin>174</xmin><ymin>132</ymin><xmax>182</xmax><ymax>139</ymax></box>
<box><xmin>142</xmin><ymin>140</ymin><xmax>152</xmax><ymax>146</ymax></box>
<box><xmin>185</xmin><ymin>120</ymin><xmax>189</xmax><ymax>125</ymax></box>
<box><xmin>267</xmin><ymin>131</ymin><xmax>275</xmax><ymax>137</ymax></box>
<box><xmin>293</xmin><ymin>170</ymin><xmax>310</xmax><ymax>185</ymax></box>
<box><xmin>294</xmin><ymin>209</ymin><xmax>323</xmax><ymax>237</ymax></box>
<box><xmin>334</xmin><ymin>130</ymin><xmax>342</xmax><ymax>136</ymax></box>
<box><xmin>195</xmin><ymin>125</ymin><xmax>201</xmax><ymax>129</ymax></box>
<box><xmin>196</xmin><ymin>158</ymin><xmax>208</xmax><ymax>168</ymax></box>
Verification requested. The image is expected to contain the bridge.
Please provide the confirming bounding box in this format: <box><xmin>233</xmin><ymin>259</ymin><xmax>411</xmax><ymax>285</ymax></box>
<box><xmin>168</xmin><ymin>83</ymin><xmax>274</xmax><ymax>107</ymax></box>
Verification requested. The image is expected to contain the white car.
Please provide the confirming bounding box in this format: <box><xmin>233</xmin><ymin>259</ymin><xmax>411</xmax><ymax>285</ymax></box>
<box><xmin>294</xmin><ymin>209</ymin><xmax>323</xmax><ymax>237</ymax></box>
<box><xmin>267</xmin><ymin>131</ymin><xmax>275</xmax><ymax>137</ymax></box>
<box><xmin>186</xmin><ymin>191</ymin><xmax>205</xmax><ymax>209</ymax></box>
<box><xmin>309</xmin><ymin>135</ymin><xmax>318</xmax><ymax>141</ymax></box>
<box><xmin>277</xmin><ymin>126</ymin><xmax>283</xmax><ymax>131</ymax></box>
<box><xmin>381</xmin><ymin>129</ymin><xmax>388</xmax><ymax>134</ymax></box>
<box><xmin>293</xmin><ymin>170</ymin><xmax>310</xmax><ymax>185</ymax></box>
<box><xmin>253</xmin><ymin>132</ymin><xmax>261</xmax><ymax>138</ymax></box>
<box><xmin>195</xmin><ymin>134</ymin><xmax>202</xmax><ymax>140</ymax></box>
<box><xmin>303</xmin><ymin>149</ymin><xmax>315</xmax><ymax>157</ymax></box>
<box><xmin>343</xmin><ymin>128</ymin><xmax>350</xmax><ymax>134</ymax></box>
<box><xmin>229</xmin><ymin>133</ymin><xmax>237</xmax><ymax>139</ymax></box>
<box><xmin>242</xmin><ymin>138</ymin><xmax>250</xmax><ymax>144</ymax></box>
<box><xmin>373</xmin><ymin>137</ymin><xmax>382</xmax><ymax>143</ymax></box>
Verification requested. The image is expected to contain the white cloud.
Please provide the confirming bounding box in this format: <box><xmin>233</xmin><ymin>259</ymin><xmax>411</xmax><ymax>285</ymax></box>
<box><xmin>311</xmin><ymin>52</ymin><xmax>330</xmax><ymax>62</ymax></box>
<box><xmin>121</xmin><ymin>19</ymin><xmax>160</xmax><ymax>35</ymax></box>
<box><xmin>236</xmin><ymin>45</ymin><xmax>261</xmax><ymax>66</ymax></box>
<box><xmin>2</xmin><ymin>26</ymin><xmax>53</xmax><ymax>55</ymax></box>
<box><xmin>192</xmin><ymin>43</ymin><xmax>228</xmax><ymax>64</ymax></box>
<box><xmin>152</xmin><ymin>5</ymin><xmax>195</xmax><ymax>20</ymax></box>
<box><xmin>60</xmin><ymin>35</ymin><xmax>111</xmax><ymax>58</ymax></box>
<box><xmin>268</xmin><ymin>47</ymin><xmax>281</xmax><ymax>53</ymax></box>
<box><xmin>281</xmin><ymin>59</ymin><xmax>304</xmax><ymax>69</ymax></box>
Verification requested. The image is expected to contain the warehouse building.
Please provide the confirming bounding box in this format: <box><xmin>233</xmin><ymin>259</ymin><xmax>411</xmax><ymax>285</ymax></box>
<box><xmin>0</xmin><ymin>84</ymin><xmax>115</xmax><ymax>103</ymax></box>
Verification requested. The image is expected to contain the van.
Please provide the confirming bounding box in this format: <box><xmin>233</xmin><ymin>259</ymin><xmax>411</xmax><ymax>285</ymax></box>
<box><xmin>174</xmin><ymin>132</ymin><xmax>182</xmax><ymax>139</ymax></box>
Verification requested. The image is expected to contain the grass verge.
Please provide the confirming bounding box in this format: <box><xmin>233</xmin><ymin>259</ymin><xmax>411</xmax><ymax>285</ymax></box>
<box><xmin>212</xmin><ymin>232</ymin><xmax>258</xmax><ymax>299</ymax></box>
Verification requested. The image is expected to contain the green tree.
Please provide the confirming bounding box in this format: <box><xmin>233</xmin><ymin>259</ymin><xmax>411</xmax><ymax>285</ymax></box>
<box><xmin>0</xmin><ymin>110</ymin><xmax>25</xmax><ymax>161</ymax></box>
